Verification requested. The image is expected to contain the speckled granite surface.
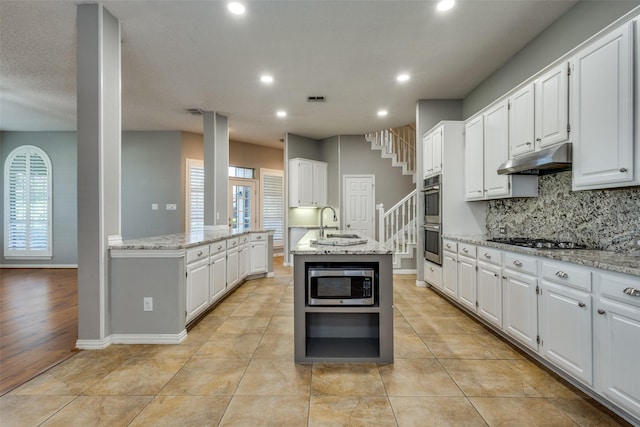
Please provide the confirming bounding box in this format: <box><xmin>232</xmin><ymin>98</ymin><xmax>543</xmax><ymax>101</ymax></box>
<box><xmin>291</xmin><ymin>230</ymin><xmax>393</xmax><ymax>255</ymax></box>
<box><xmin>444</xmin><ymin>234</ymin><xmax>640</xmax><ymax>277</ymax></box>
<box><xmin>486</xmin><ymin>171</ymin><xmax>640</xmax><ymax>252</ymax></box>
<box><xmin>110</xmin><ymin>229</ymin><xmax>273</xmax><ymax>250</ymax></box>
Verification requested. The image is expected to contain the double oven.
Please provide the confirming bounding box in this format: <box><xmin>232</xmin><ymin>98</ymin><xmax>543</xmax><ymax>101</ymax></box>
<box><xmin>422</xmin><ymin>175</ymin><xmax>442</xmax><ymax>265</ymax></box>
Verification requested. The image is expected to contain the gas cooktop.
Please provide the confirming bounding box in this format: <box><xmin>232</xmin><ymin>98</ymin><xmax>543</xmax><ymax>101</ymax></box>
<box><xmin>487</xmin><ymin>237</ymin><xmax>587</xmax><ymax>250</ymax></box>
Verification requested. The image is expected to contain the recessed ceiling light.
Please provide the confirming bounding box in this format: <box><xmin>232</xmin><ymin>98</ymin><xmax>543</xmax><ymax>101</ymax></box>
<box><xmin>436</xmin><ymin>0</ymin><xmax>455</xmax><ymax>12</ymax></box>
<box><xmin>397</xmin><ymin>73</ymin><xmax>410</xmax><ymax>82</ymax></box>
<box><xmin>260</xmin><ymin>74</ymin><xmax>274</xmax><ymax>84</ymax></box>
<box><xmin>227</xmin><ymin>2</ymin><xmax>246</xmax><ymax>15</ymax></box>
<box><xmin>377</xmin><ymin>110</ymin><xmax>388</xmax><ymax>117</ymax></box>
<box><xmin>276</xmin><ymin>110</ymin><xmax>287</xmax><ymax>118</ymax></box>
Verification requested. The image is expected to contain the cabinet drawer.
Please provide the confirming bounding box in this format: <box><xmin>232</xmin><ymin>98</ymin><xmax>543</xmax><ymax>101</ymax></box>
<box><xmin>458</xmin><ymin>243</ymin><xmax>476</xmax><ymax>257</ymax></box>
<box><xmin>443</xmin><ymin>239</ymin><xmax>457</xmax><ymax>253</ymax></box>
<box><xmin>597</xmin><ymin>271</ymin><xmax>640</xmax><ymax>308</ymax></box>
<box><xmin>209</xmin><ymin>240</ymin><xmax>226</xmax><ymax>255</ymax></box>
<box><xmin>424</xmin><ymin>261</ymin><xmax>443</xmax><ymax>288</ymax></box>
<box><xmin>504</xmin><ymin>253</ymin><xmax>537</xmax><ymax>275</ymax></box>
<box><xmin>227</xmin><ymin>237</ymin><xmax>240</xmax><ymax>251</ymax></box>
<box><xmin>238</xmin><ymin>234</ymin><xmax>250</xmax><ymax>245</ymax></box>
<box><xmin>251</xmin><ymin>232</ymin><xmax>268</xmax><ymax>242</ymax></box>
<box><xmin>542</xmin><ymin>261</ymin><xmax>591</xmax><ymax>292</ymax></box>
<box><xmin>478</xmin><ymin>247</ymin><xmax>501</xmax><ymax>265</ymax></box>
<box><xmin>186</xmin><ymin>245</ymin><xmax>209</xmax><ymax>264</ymax></box>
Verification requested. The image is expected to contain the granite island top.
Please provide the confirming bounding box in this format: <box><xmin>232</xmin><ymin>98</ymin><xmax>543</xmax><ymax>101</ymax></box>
<box><xmin>291</xmin><ymin>230</ymin><xmax>393</xmax><ymax>255</ymax></box>
<box><xmin>110</xmin><ymin>229</ymin><xmax>273</xmax><ymax>251</ymax></box>
<box><xmin>444</xmin><ymin>234</ymin><xmax>640</xmax><ymax>277</ymax></box>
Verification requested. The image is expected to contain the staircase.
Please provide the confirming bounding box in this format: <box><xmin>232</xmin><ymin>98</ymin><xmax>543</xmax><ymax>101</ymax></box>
<box><xmin>377</xmin><ymin>190</ymin><xmax>418</xmax><ymax>270</ymax></box>
<box><xmin>365</xmin><ymin>124</ymin><xmax>417</xmax><ymax>183</ymax></box>
<box><xmin>367</xmin><ymin>123</ymin><xmax>418</xmax><ymax>270</ymax></box>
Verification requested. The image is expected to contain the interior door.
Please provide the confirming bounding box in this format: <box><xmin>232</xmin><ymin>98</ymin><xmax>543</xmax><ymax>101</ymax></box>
<box><xmin>343</xmin><ymin>175</ymin><xmax>375</xmax><ymax>238</ymax></box>
<box><xmin>229</xmin><ymin>178</ymin><xmax>257</xmax><ymax>232</ymax></box>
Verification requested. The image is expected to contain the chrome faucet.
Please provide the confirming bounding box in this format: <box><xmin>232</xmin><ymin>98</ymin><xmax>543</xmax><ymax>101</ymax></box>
<box><xmin>319</xmin><ymin>206</ymin><xmax>337</xmax><ymax>238</ymax></box>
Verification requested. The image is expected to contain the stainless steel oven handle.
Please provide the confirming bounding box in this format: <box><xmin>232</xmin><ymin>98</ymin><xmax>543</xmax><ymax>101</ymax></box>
<box><xmin>424</xmin><ymin>224</ymin><xmax>440</xmax><ymax>231</ymax></box>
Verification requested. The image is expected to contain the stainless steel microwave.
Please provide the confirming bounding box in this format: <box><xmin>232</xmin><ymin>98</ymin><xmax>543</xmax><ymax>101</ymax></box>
<box><xmin>307</xmin><ymin>268</ymin><xmax>375</xmax><ymax>306</ymax></box>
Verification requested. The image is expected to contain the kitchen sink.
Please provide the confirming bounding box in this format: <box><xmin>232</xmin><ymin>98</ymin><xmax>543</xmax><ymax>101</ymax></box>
<box><xmin>325</xmin><ymin>233</ymin><xmax>361</xmax><ymax>239</ymax></box>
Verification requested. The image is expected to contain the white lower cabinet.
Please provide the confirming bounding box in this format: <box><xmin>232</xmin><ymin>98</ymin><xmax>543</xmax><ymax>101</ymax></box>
<box><xmin>226</xmin><ymin>239</ymin><xmax>240</xmax><ymax>289</ymax></box>
<box><xmin>250</xmin><ymin>233</ymin><xmax>268</xmax><ymax>275</ymax></box>
<box><xmin>457</xmin><ymin>243</ymin><xmax>477</xmax><ymax>312</ymax></box>
<box><xmin>424</xmin><ymin>260</ymin><xmax>443</xmax><ymax>289</ymax></box>
<box><xmin>185</xmin><ymin>247</ymin><xmax>210</xmax><ymax>322</ymax></box>
<box><xmin>502</xmin><ymin>254</ymin><xmax>539</xmax><ymax>351</ymax></box>
<box><xmin>239</xmin><ymin>238</ymin><xmax>250</xmax><ymax>281</ymax></box>
<box><xmin>442</xmin><ymin>249</ymin><xmax>458</xmax><ymax>299</ymax></box>
<box><xmin>477</xmin><ymin>258</ymin><xmax>503</xmax><ymax>328</ymax></box>
<box><xmin>539</xmin><ymin>280</ymin><xmax>593</xmax><ymax>385</ymax></box>
<box><xmin>595</xmin><ymin>271</ymin><xmax>640</xmax><ymax>419</ymax></box>
<box><xmin>209</xmin><ymin>242</ymin><xmax>227</xmax><ymax>304</ymax></box>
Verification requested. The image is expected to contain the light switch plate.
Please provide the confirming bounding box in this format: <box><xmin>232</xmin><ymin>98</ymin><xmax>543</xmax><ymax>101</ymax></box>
<box><xmin>151</xmin><ymin>203</ymin><xmax>158</xmax><ymax>211</ymax></box>
<box><xmin>143</xmin><ymin>297</ymin><xmax>153</xmax><ymax>311</ymax></box>
<box><xmin>166</xmin><ymin>204</ymin><xmax>177</xmax><ymax>211</ymax></box>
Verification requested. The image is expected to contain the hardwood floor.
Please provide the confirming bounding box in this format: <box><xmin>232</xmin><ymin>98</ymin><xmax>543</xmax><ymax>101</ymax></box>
<box><xmin>0</xmin><ymin>268</ymin><xmax>78</xmax><ymax>395</ymax></box>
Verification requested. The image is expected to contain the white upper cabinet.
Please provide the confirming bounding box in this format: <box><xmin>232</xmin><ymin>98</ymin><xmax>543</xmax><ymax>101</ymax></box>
<box><xmin>423</xmin><ymin>126</ymin><xmax>443</xmax><ymax>178</ymax></box>
<box><xmin>509</xmin><ymin>83</ymin><xmax>535</xmax><ymax>157</ymax></box>
<box><xmin>484</xmin><ymin>100</ymin><xmax>511</xmax><ymax>198</ymax></box>
<box><xmin>289</xmin><ymin>158</ymin><xmax>328</xmax><ymax>207</ymax></box>
<box><xmin>464</xmin><ymin>116</ymin><xmax>485</xmax><ymax>201</ymax></box>
<box><xmin>535</xmin><ymin>63</ymin><xmax>570</xmax><ymax>150</ymax></box>
<box><xmin>571</xmin><ymin>21</ymin><xmax>636</xmax><ymax>190</ymax></box>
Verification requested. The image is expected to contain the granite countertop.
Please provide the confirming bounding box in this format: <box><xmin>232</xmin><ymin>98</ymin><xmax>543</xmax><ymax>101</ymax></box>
<box><xmin>110</xmin><ymin>229</ymin><xmax>274</xmax><ymax>251</ymax></box>
<box><xmin>444</xmin><ymin>234</ymin><xmax>640</xmax><ymax>277</ymax></box>
<box><xmin>291</xmin><ymin>230</ymin><xmax>393</xmax><ymax>255</ymax></box>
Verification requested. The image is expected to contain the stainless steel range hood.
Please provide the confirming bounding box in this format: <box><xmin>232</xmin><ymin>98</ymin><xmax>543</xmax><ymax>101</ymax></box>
<box><xmin>497</xmin><ymin>142</ymin><xmax>572</xmax><ymax>175</ymax></box>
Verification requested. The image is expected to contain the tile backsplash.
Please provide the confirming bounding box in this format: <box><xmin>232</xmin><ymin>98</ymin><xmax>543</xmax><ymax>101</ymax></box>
<box><xmin>486</xmin><ymin>171</ymin><xmax>640</xmax><ymax>252</ymax></box>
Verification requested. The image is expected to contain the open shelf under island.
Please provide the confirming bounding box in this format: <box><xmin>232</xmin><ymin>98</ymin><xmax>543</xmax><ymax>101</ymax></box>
<box><xmin>291</xmin><ymin>230</ymin><xmax>394</xmax><ymax>363</ymax></box>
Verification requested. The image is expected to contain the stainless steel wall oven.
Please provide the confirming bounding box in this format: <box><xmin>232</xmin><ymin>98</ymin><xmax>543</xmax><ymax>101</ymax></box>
<box><xmin>422</xmin><ymin>175</ymin><xmax>442</xmax><ymax>265</ymax></box>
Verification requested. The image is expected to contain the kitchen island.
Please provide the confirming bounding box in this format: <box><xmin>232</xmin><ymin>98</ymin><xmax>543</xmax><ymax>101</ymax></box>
<box><xmin>107</xmin><ymin>229</ymin><xmax>273</xmax><ymax>345</ymax></box>
<box><xmin>291</xmin><ymin>230</ymin><xmax>394</xmax><ymax>363</ymax></box>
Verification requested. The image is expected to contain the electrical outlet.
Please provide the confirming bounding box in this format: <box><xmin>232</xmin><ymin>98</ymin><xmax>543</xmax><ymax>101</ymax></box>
<box><xmin>166</xmin><ymin>203</ymin><xmax>177</xmax><ymax>211</ymax></box>
<box><xmin>499</xmin><ymin>226</ymin><xmax>508</xmax><ymax>235</ymax></box>
<box><xmin>143</xmin><ymin>297</ymin><xmax>153</xmax><ymax>311</ymax></box>
<box><xmin>632</xmin><ymin>238</ymin><xmax>640</xmax><ymax>249</ymax></box>
<box><xmin>151</xmin><ymin>203</ymin><xmax>158</xmax><ymax>211</ymax></box>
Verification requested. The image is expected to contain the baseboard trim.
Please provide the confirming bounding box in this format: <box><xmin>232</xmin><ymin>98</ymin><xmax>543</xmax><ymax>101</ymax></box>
<box><xmin>1</xmin><ymin>264</ymin><xmax>78</xmax><ymax>269</ymax></box>
<box><xmin>393</xmin><ymin>269</ymin><xmax>417</xmax><ymax>275</ymax></box>
<box><xmin>76</xmin><ymin>336</ymin><xmax>112</xmax><ymax>350</ymax></box>
<box><xmin>415</xmin><ymin>280</ymin><xmax>427</xmax><ymax>287</ymax></box>
<box><xmin>110</xmin><ymin>330</ymin><xmax>188</xmax><ymax>345</ymax></box>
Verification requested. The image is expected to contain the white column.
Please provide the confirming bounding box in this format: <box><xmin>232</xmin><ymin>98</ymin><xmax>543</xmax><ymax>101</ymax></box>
<box><xmin>76</xmin><ymin>4</ymin><xmax>121</xmax><ymax>348</ymax></box>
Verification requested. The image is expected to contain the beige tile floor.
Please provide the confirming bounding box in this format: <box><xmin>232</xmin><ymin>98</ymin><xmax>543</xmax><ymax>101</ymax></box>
<box><xmin>0</xmin><ymin>259</ymin><xmax>631</xmax><ymax>426</ymax></box>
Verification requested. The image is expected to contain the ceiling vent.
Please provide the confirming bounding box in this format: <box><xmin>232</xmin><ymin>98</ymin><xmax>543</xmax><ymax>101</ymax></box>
<box><xmin>307</xmin><ymin>96</ymin><xmax>326</xmax><ymax>102</ymax></box>
<box><xmin>186</xmin><ymin>108</ymin><xmax>204</xmax><ymax>116</ymax></box>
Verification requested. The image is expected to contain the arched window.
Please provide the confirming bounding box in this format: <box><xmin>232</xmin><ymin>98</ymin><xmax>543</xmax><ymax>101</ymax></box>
<box><xmin>4</xmin><ymin>145</ymin><xmax>52</xmax><ymax>258</ymax></box>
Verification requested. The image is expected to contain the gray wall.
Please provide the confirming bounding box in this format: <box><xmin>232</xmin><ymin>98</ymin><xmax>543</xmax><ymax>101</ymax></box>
<box><xmin>320</xmin><ymin>136</ymin><xmax>340</xmax><ymax>209</ymax></box>
<box><xmin>463</xmin><ymin>0</ymin><xmax>640</xmax><ymax>118</ymax></box>
<box><xmin>0</xmin><ymin>131</ymin><xmax>78</xmax><ymax>266</ymax></box>
<box><xmin>287</xmin><ymin>133</ymin><xmax>323</xmax><ymax>161</ymax></box>
<box><xmin>121</xmin><ymin>131</ymin><xmax>182</xmax><ymax>239</ymax></box>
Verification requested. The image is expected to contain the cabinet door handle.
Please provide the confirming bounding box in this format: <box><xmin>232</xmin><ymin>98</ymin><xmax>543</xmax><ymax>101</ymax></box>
<box><xmin>513</xmin><ymin>260</ymin><xmax>523</xmax><ymax>267</ymax></box>
<box><xmin>218</xmin><ymin>245</ymin><xmax>223</xmax><ymax>250</ymax></box>
<box><xmin>526</xmin><ymin>142</ymin><xmax>532</xmax><ymax>146</ymax></box>
<box><xmin>446</xmin><ymin>244</ymin><xmax>451</xmax><ymax>249</ymax></box>
<box><xmin>536</xmin><ymin>138</ymin><xmax>541</xmax><ymax>142</ymax></box>
<box><xmin>197</xmin><ymin>251</ymin><xmax>203</xmax><ymax>256</ymax></box>
<box><xmin>555</xmin><ymin>271</ymin><xmax>568</xmax><ymax>279</ymax></box>
<box><xmin>463</xmin><ymin>248</ymin><xmax>468</xmax><ymax>253</ymax></box>
<box><xmin>494</xmin><ymin>273</ymin><xmax>499</xmax><ymax>277</ymax></box>
<box><xmin>597</xmin><ymin>309</ymin><xmax>606</xmax><ymax>315</ymax></box>
<box><xmin>429</xmin><ymin>267</ymin><xmax>434</xmax><ymax>272</ymax></box>
<box><xmin>623</xmin><ymin>287</ymin><xmax>640</xmax><ymax>297</ymax></box>
<box><xmin>484</xmin><ymin>253</ymin><xmax>491</xmax><ymax>259</ymax></box>
<box><xmin>620</xmin><ymin>167</ymin><xmax>628</xmax><ymax>172</ymax></box>
<box><xmin>256</xmin><ymin>235</ymin><xmax>262</xmax><ymax>240</ymax></box>
<box><xmin>578</xmin><ymin>302</ymin><xmax>585</xmax><ymax>308</ymax></box>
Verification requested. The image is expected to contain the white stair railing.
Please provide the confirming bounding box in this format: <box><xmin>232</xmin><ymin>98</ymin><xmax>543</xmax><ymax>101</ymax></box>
<box><xmin>377</xmin><ymin>189</ymin><xmax>418</xmax><ymax>266</ymax></box>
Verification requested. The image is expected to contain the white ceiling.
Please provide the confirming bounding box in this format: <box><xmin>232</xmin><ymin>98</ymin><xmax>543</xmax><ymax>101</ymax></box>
<box><xmin>0</xmin><ymin>0</ymin><xmax>578</xmax><ymax>148</ymax></box>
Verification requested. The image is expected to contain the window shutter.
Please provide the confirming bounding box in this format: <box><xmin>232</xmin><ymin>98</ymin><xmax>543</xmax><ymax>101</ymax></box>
<box><xmin>262</xmin><ymin>173</ymin><xmax>283</xmax><ymax>243</ymax></box>
<box><xmin>4</xmin><ymin>146</ymin><xmax>52</xmax><ymax>258</ymax></box>
<box><xmin>188</xmin><ymin>162</ymin><xmax>205</xmax><ymax>233</ymax></box>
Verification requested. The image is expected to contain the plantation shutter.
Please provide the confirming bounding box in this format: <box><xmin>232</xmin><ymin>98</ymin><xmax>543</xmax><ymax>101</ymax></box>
<box><xmin>5</xmin><ymin>146</ymin><xmax>52</xmax><ymax>257</ymax></box>
<box><xmin>188</xmin><ymin>161</ymin><xmax>205</xmax><ymax>233</ymax></box>
<box><xmin>262</xmin><ymin>172</ymin><xmax>283</xmax><ymax>244</ymax></box>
